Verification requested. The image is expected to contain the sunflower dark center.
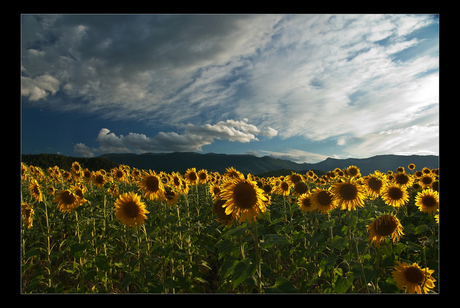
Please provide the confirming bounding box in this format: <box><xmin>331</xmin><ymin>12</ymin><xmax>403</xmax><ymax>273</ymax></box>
<box><xmin>213</xmin><ymin>199</ymin><xmax>232</xmax><ymax>220</ymax></box>
<box><xmin>61</xmin><ymin>191</ymin><xmax>76</xmax><ymax>205</ymax></box>
<box><xmin>421</xmin><ymin>176</ymin><xmax>433</xmax><ymax>185</ymax></box>
<box><xmin>116</xmin><ymin>170</ymin><xmax>124</xmax><ymax>178</ymax></box>
<box><xmin>291</xmin><ymin>174</ymin><xmax>301</xmax><ymax>184</ymax></box>
<box><xmin>388</xmin><ymin>187</ymin><xmax>403</xmax><ymax>200</ymax></box>
<box><xmin>199</xmin><ymin>173</ymin><xmax>207</xmax><ymax>180</ymax></box>
<box><xmin>146</xmin><ymin>176</ymin><xmax>159</xmax><ymax>192</ymax></box>
<box><xmin>421</xmin><ymin>195</ymin><xmax>437</xmax><ymax>208</ymax></box>
<box><xmin>233</xmin><ymin>182</ymin><xmax>257</xmax><ymax>209</ymax></box>
<box><xmin>347</xmin><ymin>168</ymin><xmax>359</xmax><ymax>177</ymax></box>
<box><xmin>95</xmin><ymin>175</ymin><xmax>104</xmax><ymax>184</ymax></box>
<box><xmin>404</xmin><ymin>266</ymin><xmax>424</xmax><ymax>284</ymax></box>
<box><xmin>368</xmin><ymin>177</ymin><xmax>383</xmax><ymax>191</ymax></box>
<box><xmin>301</xmin><ymin>197</ymin><xmax>312</xmax><ymax>208</ymax></box>
<box><xmin>189</xmin><ymin>172</ymin><xmax>197</xmax><ymax>182</ymax></box>
<box><xmin>294</xmin><ymin>182</ymin><xmax>308</xmax><ymax>195</ymax></box>
<box><xmin>123</xmin><ymin>201</ymin><xmax>140</xmax><ymax>218</ymax></box>
<box><xmin>280</xmin><ymin>182</ymin><xmax>289</xmax><ymax>191</ymax></box>
<box><xmin>375</xmin><ymin>217</ymin><xmax>397</xmax><ymax>236</ymax></box>
<box><xmin>395</xmin><ymin>174</ymin><xmax>409</xmax><ymax>185</ymax></box>
<box><xmin>339</xmin><ymin>184</ymin><xmax>358</xmax><ymax>200</ymax></box>
<box><xmin>317</xmin><ymin>191</ymin><xmax>333</xmax><ymax>206</ymax></box>
<box><xmin>262</xmin><ymin>184</ymin><xmax>272</xmax><ymax>194</ymax></box>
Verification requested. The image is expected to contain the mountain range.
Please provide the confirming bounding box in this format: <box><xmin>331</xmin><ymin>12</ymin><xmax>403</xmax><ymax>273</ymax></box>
<box><xmin>99</xmin><ymin>152</ymin><xmax>439</xmax><ymax>176</ymax></box>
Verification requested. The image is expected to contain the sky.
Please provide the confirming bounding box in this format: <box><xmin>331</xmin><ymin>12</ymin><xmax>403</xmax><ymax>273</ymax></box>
<box><xmin>21</xmin><ymin>14</ymin><xmax>439</xmax><ymax>164</ymax></box>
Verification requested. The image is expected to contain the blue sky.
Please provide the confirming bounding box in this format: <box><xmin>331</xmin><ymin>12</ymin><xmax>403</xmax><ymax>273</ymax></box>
<box><xmin>21</xmin><ymin>14</ymin><xmax>439</xmax><ymax>163</ymax></box>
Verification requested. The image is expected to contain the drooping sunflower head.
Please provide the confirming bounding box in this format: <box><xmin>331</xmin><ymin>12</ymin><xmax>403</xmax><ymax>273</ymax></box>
<box><xmin>28</xmin><ymin>179</ymin><xmax>44</xmax><ymax>202</ymax></box>
<box><xmin>224</xmin><ymin>167</ymin><xmax>244</xmax><ymax>180</ymax></box>
<box><xmin>332</xmin><ymin>179</ymin><xmax>366</xmax><ymax>211</ymax></box>
<box><xmin>212</xmin><ymin>198</ymin><xmax>234</xmax><ymax>226</ymax></box>
<box><xmin>381</xmin><ymin>184</ymin><xmax>409</xmax><ymax>208</ymax></box>
<box><xmin>114</xmin><ymin>192</ymin><xmax>149</xmax><ymax>227</ymax></box>
<box><xmin>21</xmin><ymin>201</ymin><xmax>34</xmax><ymax>229</ymax></box>
<box><xmin>367</xmin><ymin>214</ymin><xmax>404</xmax><ymax>247</ymax></box>
<box><xmin>415</xmin><ymin>188</ymin><xmax>439</xmax><ymax>214</ymax></box>
<box><xmin>391</xmin><ymin>262</ymin><xmax>436</xmax><ymax>294</ymax></box>
<box><xmin>220</xmin><ymin>176</ymin><xmax>268</xmax><ymax>224</ymax></box>
<box><xmin>311</xmin><ymin>188</ymin><xmax>336</xmax><ymax>215</ymax></box>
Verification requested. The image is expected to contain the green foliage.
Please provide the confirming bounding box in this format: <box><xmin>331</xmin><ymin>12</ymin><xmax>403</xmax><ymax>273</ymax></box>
<box><xmin>21</xmin><ymin>163</ymin><xmax>439</xmax><ymax>293</ymax></box>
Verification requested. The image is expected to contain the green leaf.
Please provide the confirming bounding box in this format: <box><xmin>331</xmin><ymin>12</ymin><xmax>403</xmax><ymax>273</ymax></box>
<box><xmin>331</xmin><ymin>235</ymin><xmax>346</xmax><ymax>250</ymax></box>
<box><xmin>221</xmin><ymin>225</ymin><xmax>247</xmax><ymax>238</ymax></box>
<box><xmin>264</xmin><ymin>234</ymin><xmax>290</xmax><ymax>246</ymax></box>
<box><xmin>404</xmin><ymin>223</ymin><xmax>416</xmax><ymax>235</ymax></box>
<box><xmin>265</xmin><ymin>277</ymin><xmax>298</xmax><ymax>293</ymax></box>
<box><xmin>335</xmin><ymin>272</ymin><xmax>354</xmax><ymax>293</ymax></box>
<box><xmin>232</xmin><ymin>258</ymin><xmax>256</xmax><ymax>289</ymax></box>
<box><xmin>415</xmin><ymin>224</ymin><xmax>429</xmax><ymax>235</ymax></box>
<box><xmin>70</xmin><ymin>242</ymin><xmax>91</xmax><ymax>259</ymax></box>
<box><xmin>363</xmin><ymin>268</ymin><xmax>379</xmax><ymax>283</ymax></box>
<box><xmin>94</xmin><ymin>256</ymin><xmax>110</xmax><ymax>271</ymax></box>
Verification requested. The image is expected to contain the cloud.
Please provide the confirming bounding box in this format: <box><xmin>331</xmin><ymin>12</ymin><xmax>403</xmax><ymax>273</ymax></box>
<box><xmin>73</xmin><ymin>143</ymin><xmax>94</xmax><ymax>158</ymax></box>
<box><xmin>337</xmin><ymin>121</ymin><xmax>439</xmax><ymax>158</ymax></box>
<box><xmin>23</xmin><ymin>14</ymin><xmax>438</xmax><ymax>157</ymax></box>
<box><xmin>260</xmin><ymin>149</ymin><xmax>332</xmax><ymax>164</ymax></box>
<box><xmin>21</xmin><ymin>74</ymin><xmax>60</xmax><ymax>101</ymax></box>
<box><xmin>74</xmin><ymin>120</ymin><xmax>276</xmax><ymax>156</ymax></box>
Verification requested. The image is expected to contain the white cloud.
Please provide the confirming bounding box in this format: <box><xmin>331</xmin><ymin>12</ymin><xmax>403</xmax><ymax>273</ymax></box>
<box><xmin>21</xmin><ymin>74</ymin><xmax>60</xmax><ymax>101</ymax></box>
<box><xmin>260</xmin><ymin>149</ymin><xmax>332</xmax><ymax>164</ymax></box>
<box><xmin>73</xmin><ymin>120</ymin><xmax>276</xmax><ymax>156</ymax></box>
<box><xmin>73</xmin><ymin>143</ymin><xmax>94</xmax><ymax>157</ymax></box>
<box><xmin>23</xmin><ymin>14</ymin><xmax>438</xmax><ymax>158</ymax></box>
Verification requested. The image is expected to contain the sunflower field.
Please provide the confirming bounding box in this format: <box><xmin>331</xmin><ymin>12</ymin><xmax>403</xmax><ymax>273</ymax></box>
<box><xmin>21</xmin><ymin>161</ymin><xmax>439</xmax><ymax>293</ymax></box>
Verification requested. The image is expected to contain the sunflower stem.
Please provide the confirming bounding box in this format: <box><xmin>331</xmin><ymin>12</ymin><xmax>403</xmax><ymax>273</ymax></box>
<box><xmin>252</xmin><ymin>220</ymin><xmax>262</xmax><ymax>293</ymax></box>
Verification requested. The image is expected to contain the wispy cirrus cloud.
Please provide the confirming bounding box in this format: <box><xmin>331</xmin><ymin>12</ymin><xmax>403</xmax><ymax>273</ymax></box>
<box><xmin>22</xmin><ymin>14</ymin><xmax>438</xmax><ymax>158</ymax></box>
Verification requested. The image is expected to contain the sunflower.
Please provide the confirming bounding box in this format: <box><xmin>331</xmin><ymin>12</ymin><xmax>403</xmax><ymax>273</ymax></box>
<box><xmin>28</xmin><ymin>179</ymin><xmax>44</xmax><ymax>202</ymax></box>
<box><xmin>92</xmin><ymin>171</ymin><xmax>107</xmax><ymax>188</ymax></box>
<box><xmin>224</xmin><ymin>167</ymin><xmax>244</xmax><ymax>180</ymax></box>
<box><xmin>363</xmin><ymin>172</ymin><xmax>386</xmax><ymax>199</ymax></box>
<box><xmin>391</xmin><ymin>262</ymin><xmax>436</xmax><ymax>293</ymax></box>
<box><xmin>408</xmin><ymin>163</ymin><xmax>416</xmax><ymax>171</ymax></box>
<box><xmin>293</xmin><ymin>181</ymin><xmax>309</xmax><ymax>197</ymax></box>
<box><xmin>71</xmin><ymin>161</ymin><xmax>82</xmax><ymax>174</ymax></box>
<box><xmin>332</xmin><ymin>179</ymin><xmax>366</xmax><ymax>211</ymax></box>
<box><xmin>393</xmin><ymin>172</ymin><xmax>413</xmax><ymax>189</ymax></box>
<box><xmin>164</xmin><ymin>186</ymin><xmax>179</xmax><ymax>206</ymax></box>
<box><xmin>184</xmin><ymin>167</ymin><xmax>199</xmax><ymax>185</ymax></box>
<box><xmin>381</xmin><ymin>184</ymin><xmax>409</xmax><ymax>208</ymax></box>
<box><xmin>345</xmin><ymin>165</ymin><xmax>361</xmax><ymax>178</ymax></box>
<box><xmin>114</xmin><ymin>192</ymin><xmax>149</xmax><ymax>227</ymax></box>
<box><xmin>212</xmin><ymin>198</ymin><xmax>234</xmax><ymax>226</ymax></box>
<box><xmin>220</xmin><ymin>176</ymin><xmax>268</xmax><ymax>223</ymax></box>
<box><xmin>21</xmin><ymin>201</ymin><xmax>34</xmax><ymax>229</ymax></box>
<box><xmin>136</xmin><ymin>170</ymin><xmax>165</xmax><ymax>201</ymax></box>
<box><xmin>311</xmin><ymin>188</ymin><xmax>336</xmax><ymax>214</ymax></box>
<box><xmin>112</xmin><ymin>166</ymin><xmax>128</xmax><ymax>183</ymax></box>
<box><xmin>275</xmin><ymin>180</ymin><xmax>291</xmax><ymax>196</ymax></box>
<box><xmin>367</xmin><ymin>214</ymin><xmax>404</xmax><ymax>247</ymax></box>
<box><xmin>53</xmin><ymin>190</ymin><xmax>83</xmax><ymax>213</ymax></box>
<box><xmin>209</xmin><ymin>183</ymin><xmax>222</xmax><ymax>200</ymax></box>
<box><xmin>197</xmin><ymin>169</ymin><xmax>208</xmax><ymax>184</ymax></box>
<box><xmin>298</xmin><ymin>193</ymin><xmax>317</xmax><ymax>213</ymax></box>
<box><xmin>419</xmin><ymin>174</ymin><xmax>435</xmax><ymax>189</ymax></box>
<box><xmin>415</xmin><ymin>188</ymin><xmax>439</xmax><ymax>214</ymax></box>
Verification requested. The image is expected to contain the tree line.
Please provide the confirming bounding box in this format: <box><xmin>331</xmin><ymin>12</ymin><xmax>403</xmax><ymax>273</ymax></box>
<box><xmin>21</xmin><ymin>153</ymin><xmax>119</xmax><ymax>172</ymax></box>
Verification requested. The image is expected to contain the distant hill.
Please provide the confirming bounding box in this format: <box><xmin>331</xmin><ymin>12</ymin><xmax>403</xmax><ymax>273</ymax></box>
<box><xmin>99</xmin><ymin>152</ymin><xmax>438</xmax><ymax>175</ymax></box>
